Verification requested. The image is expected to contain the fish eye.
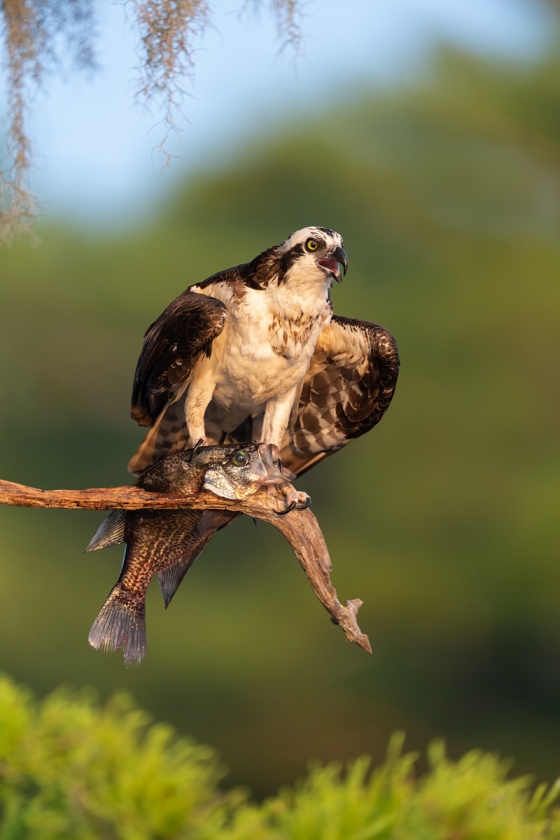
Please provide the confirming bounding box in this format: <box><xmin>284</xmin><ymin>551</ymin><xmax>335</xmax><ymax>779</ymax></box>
<box><xmin>231</xmin><ymin>449</ymin><xmax>249</xmax><ymax>467</ymax></box>
<box><xmin>306</xmin><ymin>238</ymin><xmax>319</xmax><ymax>252</ymax></box>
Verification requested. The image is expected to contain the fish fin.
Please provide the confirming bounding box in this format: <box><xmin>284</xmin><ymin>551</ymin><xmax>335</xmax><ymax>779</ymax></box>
<box><xmin>158</xmin><ymin>554</ymin><xmax>202</xmax><ymax>609</ymax></box>
<box><xmin>85</xmin><ymin>510</ymin><xmax>126</xmax><ymax>552</ymax></box>
<box><xmin>88</xmin><ymin>588</ymin><xmax>146</xmax><ymax>667</ymax></box>
<box><xmin>159</xmin><ymin>510</ymin><xmax>237</xmax><ymax>608</ymax></box>
<box><xmin>196</xmin><ymin>510</ymin><xmax>223</xmax><ymax>536</ymax></box>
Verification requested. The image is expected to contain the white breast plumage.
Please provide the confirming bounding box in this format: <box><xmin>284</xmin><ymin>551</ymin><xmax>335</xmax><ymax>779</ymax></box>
<box><xmin>196</xmin><ymin>281</ymin><xmax>331</xmax><ymax>414</ymax></box>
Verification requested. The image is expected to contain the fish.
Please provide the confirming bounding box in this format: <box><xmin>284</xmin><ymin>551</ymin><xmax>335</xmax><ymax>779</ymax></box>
<box><xmin>87</xmin><ymin>442</ymin><xmax>302</xmax><ymax>666</ymax></box>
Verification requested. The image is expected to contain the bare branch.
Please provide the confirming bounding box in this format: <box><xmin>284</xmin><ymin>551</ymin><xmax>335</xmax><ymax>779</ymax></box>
<box><xmin>0</xmin><ymin>475</ymin><xmax>371</xmax><ymax>652</ymax></box>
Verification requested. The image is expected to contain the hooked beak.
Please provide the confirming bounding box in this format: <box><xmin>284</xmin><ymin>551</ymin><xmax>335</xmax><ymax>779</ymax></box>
<box><xmin>316</xmin><ymin>246</ymin><xmax>348</xmax><ymax>284</ymax></box>
<box><xmin>333</xmin><ymin>246</ymin><xmax>348</xmax><ymax>282</ymax></box>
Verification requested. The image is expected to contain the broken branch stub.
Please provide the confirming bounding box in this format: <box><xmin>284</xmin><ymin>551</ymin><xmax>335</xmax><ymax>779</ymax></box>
<box><xmin>0</xmin><ymin>476</ymin><xmax>371</xmax><ymax>653</ymax></box>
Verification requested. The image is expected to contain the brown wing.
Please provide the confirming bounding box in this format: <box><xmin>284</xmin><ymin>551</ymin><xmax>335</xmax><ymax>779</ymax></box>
<box><xmin>128</xmin><ymin>290</ymin><xmax>227</xmax><ymax>475</ymax></box>
<box><xmin>131</xmin><ymin>290</ymin><xmax>227</xmax><ymax>427</ymax></box>
<box><xmin>129</xmin><ymin>313</ymin><xmax>399</xmax><ymax>607</ymax></box>
<box><xmin>280</xmin><ymin>315</ymin><xmax>400</xmax><ymax>476</ymax></box>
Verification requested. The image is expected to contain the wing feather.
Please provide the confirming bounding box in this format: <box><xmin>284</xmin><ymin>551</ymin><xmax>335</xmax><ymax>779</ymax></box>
<box><xmin>279</xmin><ymin>315</ymin><xmax>399</xmax><ymax>475</ymax></box>
<box><xmin>131</xmin><ymin>289</ymin><xmax>227</xmax><ymax>428</ymax></box>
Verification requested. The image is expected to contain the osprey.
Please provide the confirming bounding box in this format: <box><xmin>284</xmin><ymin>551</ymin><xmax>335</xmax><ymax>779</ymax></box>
<box><xmin>111</xmin><ymin>226</ymin><xmax>400</xmax><ymax>607</ymax></box>
<box><xmin>129</xmin><ymin>226</ymin><xmax>399</xmax><ymax>480</ymax></box>
<box><xmin>86</xmin><ymin>228</ymin><xmax>400</xmax><ymax>662</ymax></box>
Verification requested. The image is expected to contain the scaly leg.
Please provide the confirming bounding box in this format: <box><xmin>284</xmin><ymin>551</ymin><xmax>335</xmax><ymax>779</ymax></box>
<box><xmin>184</xmin><ymin>363</ymin><xmax>216</xmax><ymax>446</ymax></box>
<box><xmin>261</xmin><ymin>385</ymin><xmax>299</xmax><ymax>448</ymax></box>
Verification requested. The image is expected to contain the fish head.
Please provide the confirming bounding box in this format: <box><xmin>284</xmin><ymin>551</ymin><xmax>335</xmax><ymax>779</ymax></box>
<box><xmin>202</xmin><ymin>443</ymin><xmax>294</xmax><ymax>500</ymax></box>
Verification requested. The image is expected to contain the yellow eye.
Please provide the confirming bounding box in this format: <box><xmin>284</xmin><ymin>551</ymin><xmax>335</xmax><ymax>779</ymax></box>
<box><xmin>306</xmin><ymin>238</ymin><xmax>319</xmax><ymax>252</ymax></box>
<box><xmin>231</xmin><ymin>449</ymin><xmax>249</xmax><ymax>467</ymax></box>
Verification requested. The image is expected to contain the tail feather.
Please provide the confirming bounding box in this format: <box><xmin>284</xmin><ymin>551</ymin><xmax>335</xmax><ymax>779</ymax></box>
<box><xmin>88</xmin><ymin>589</ymin><xmax>146</xmax><ymax>667</ymax></box>
<box><xmin>128</xmin><ymin>397</ymin><xmax>191</xmax><ymax>476</ymax></box>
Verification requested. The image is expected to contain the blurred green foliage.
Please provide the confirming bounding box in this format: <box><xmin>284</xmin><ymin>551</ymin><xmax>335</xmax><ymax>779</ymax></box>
<box><xmin>0</xmin><ymin>676</ymin><xmax>238</xmax><ymax>838</ymax></box>
<box><xmin>1</xmin><ymin>23</ymin><xmax>560</xmax><ymax>795</ymax></box>
<box><xmin>2</xmin><ymin>676</ymin><xmax>560</xmax><ymax>840</ymax></box>
<box><xmin>226</xmin><ymin>741</ymin><xmax>560</xmax><ymax>840</ymax></box>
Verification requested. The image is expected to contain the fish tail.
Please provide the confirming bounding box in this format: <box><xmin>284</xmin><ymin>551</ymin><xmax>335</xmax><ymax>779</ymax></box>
<box><xmin>88</xmin><ymin>587</ymin><xmax>146</xmax><ymax>667</ymax></box>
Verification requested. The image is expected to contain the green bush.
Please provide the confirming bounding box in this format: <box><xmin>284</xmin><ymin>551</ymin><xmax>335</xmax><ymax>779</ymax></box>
<box><xmin>223</xmin><ymin>740</ymin><xmax>560</xmax><ymax>840</ymax></box>
<box><xmin>0</xmin><ymin>676</ymin><xmax>240</xmax><ymax>839</ymax></box>
<box><xmin>1</xmin><ymin>677</ymin><xmax>560</xmax><ymax>839</ymax></box>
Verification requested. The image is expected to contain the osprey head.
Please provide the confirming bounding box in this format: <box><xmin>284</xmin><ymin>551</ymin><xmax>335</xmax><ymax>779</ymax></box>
<box><xmin>278</xmin><ymin>227</ymin><xmax>348</xmax><ymax>285</ymax></box>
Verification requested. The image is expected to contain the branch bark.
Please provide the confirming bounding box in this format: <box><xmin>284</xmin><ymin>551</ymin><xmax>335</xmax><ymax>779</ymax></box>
<box><xmin>0</xmin><ymin>477</ymin><xmax>371</xmax><ymax>653</ymax></box>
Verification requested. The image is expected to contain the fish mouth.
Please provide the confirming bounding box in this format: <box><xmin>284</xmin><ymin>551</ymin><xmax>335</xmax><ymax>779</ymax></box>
<box><xmin>257</xmin><ymin>443</ymin><xmax>296</xmax><ymax>483</ymax></box>
<box><xmin>316</xmin><ymin>246</ymin><xmax>348</xmax><ymax>284</ymax></box>
<box><xmin>202</xmin><ymin>444</ymin><xmax>294</xmax><ymax>501</ymax></box>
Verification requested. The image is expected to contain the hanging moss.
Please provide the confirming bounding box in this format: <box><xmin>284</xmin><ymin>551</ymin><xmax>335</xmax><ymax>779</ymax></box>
<box><xmin>0</xmin><ymin>0</ymin><xmax>303</xmax><ymax>241</ymax></box>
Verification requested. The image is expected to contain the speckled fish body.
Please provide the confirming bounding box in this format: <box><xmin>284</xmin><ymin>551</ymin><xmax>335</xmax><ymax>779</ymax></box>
<box><xmin>87</xmin><ymin>443</ymin><xmax>291</xmax><ymax>666</ymax></box>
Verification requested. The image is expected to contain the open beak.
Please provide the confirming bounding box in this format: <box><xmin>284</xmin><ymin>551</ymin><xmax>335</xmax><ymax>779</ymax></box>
<box><xmin>317</xmin><ymin>246</ymin><xmax>348</xmax><ymax>284</ymax></box>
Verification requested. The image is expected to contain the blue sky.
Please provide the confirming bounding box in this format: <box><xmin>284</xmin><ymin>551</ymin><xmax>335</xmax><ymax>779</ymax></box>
<box><xmin>4</xmin><ymin>0</ymin><xmax>550</xmax><ymax>227</ymax></box>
